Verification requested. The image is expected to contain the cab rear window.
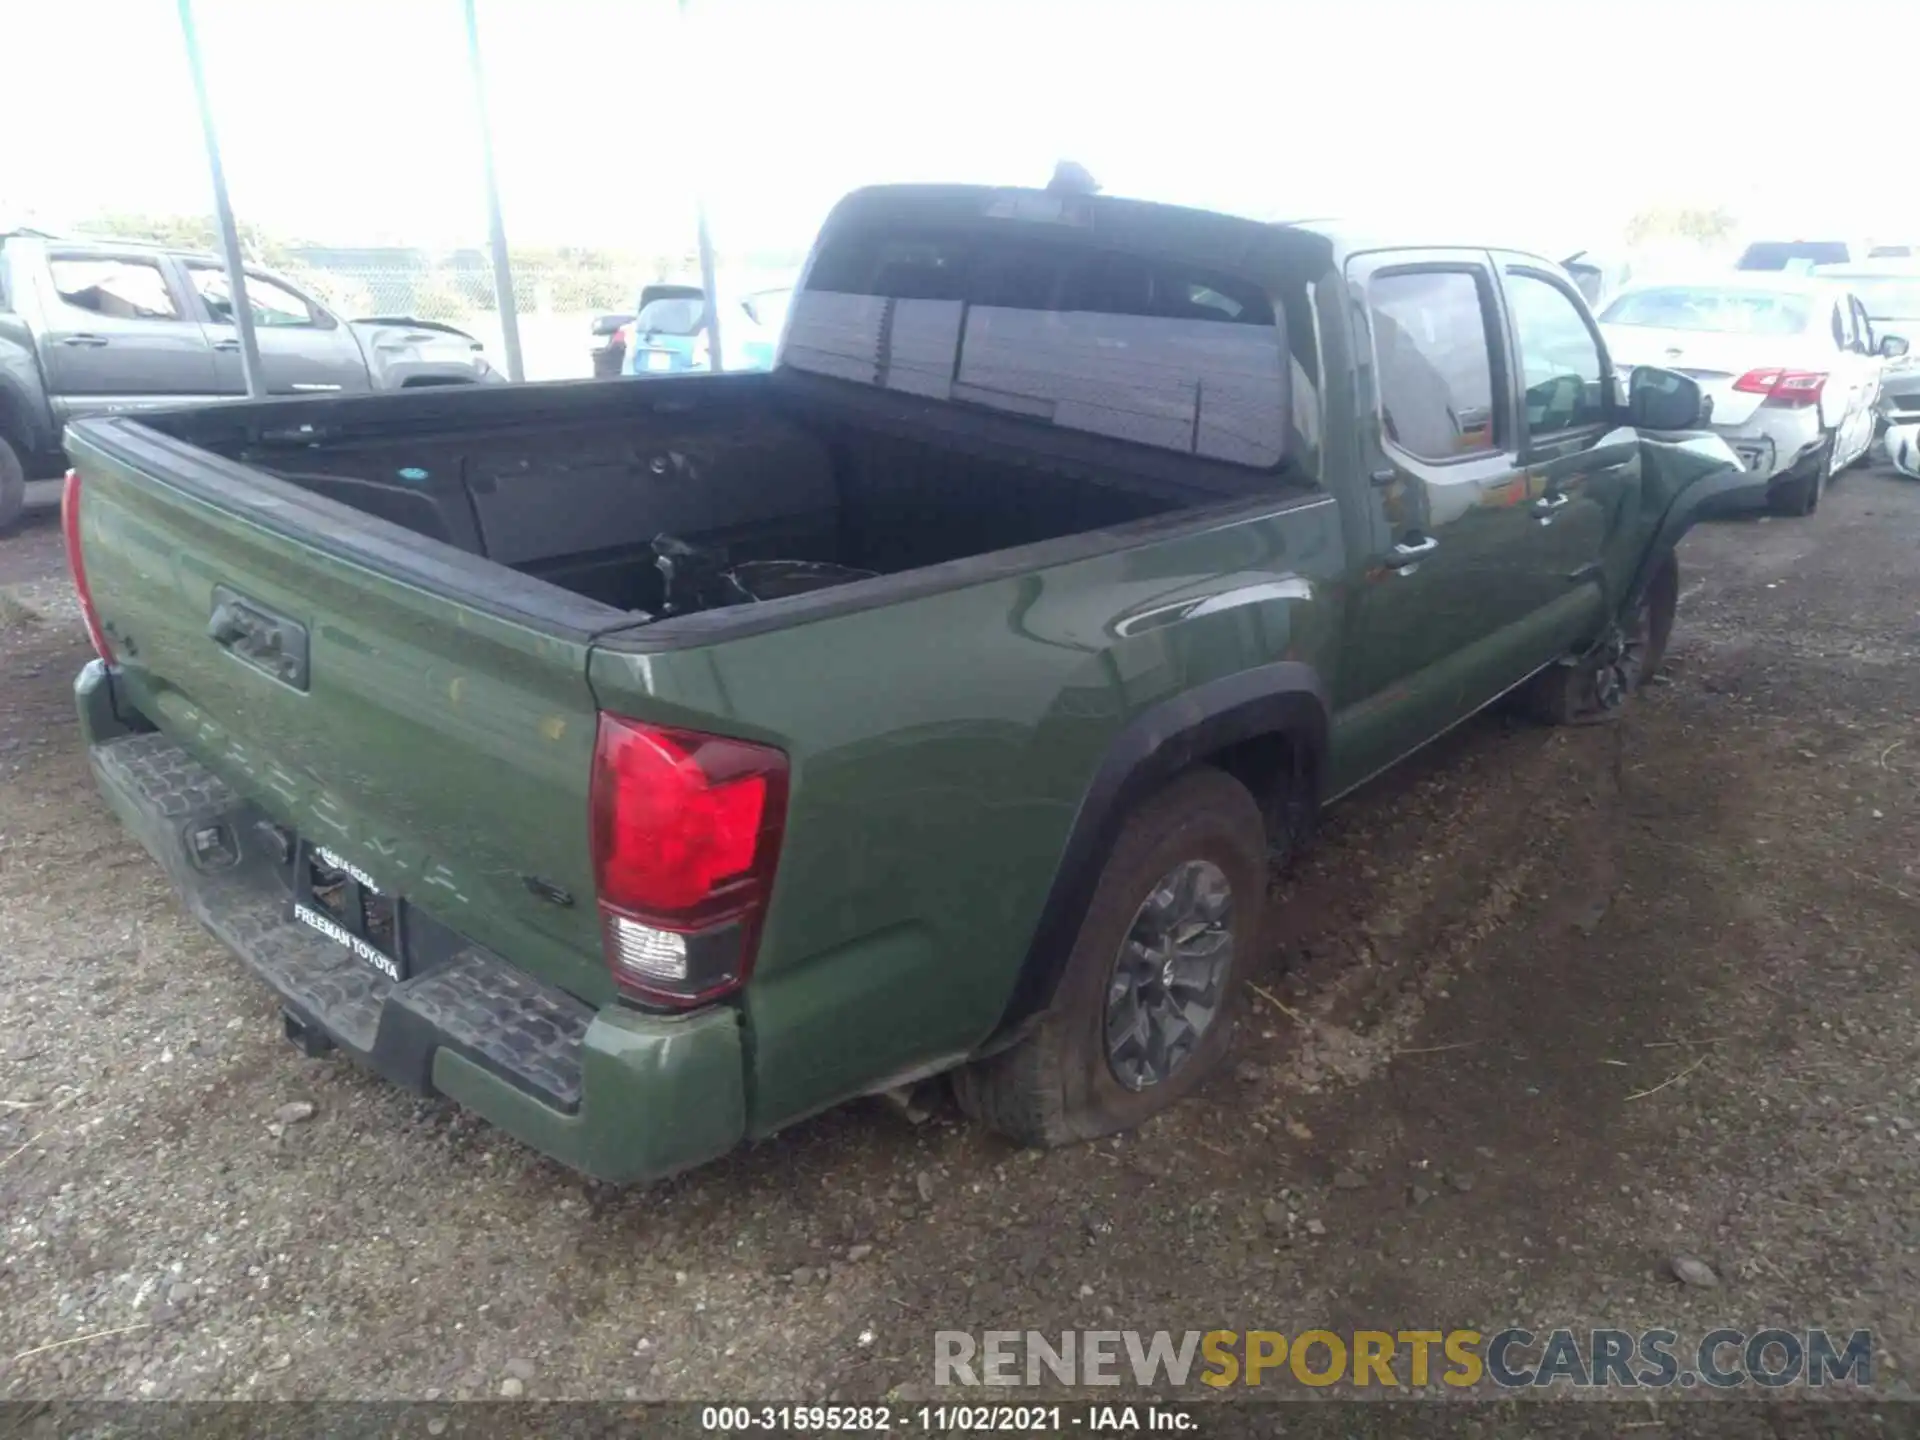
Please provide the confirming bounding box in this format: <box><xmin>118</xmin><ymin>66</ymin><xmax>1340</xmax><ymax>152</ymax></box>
<box><xmin>784</xmin><ymin>226</ymin><xmax>1289</xmax><ymax>468</ymax></box>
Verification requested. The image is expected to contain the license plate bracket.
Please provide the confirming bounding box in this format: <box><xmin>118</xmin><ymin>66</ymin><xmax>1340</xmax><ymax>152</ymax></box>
<box><xmin>290</xmin><ymin>841</ymin><xmax>408</xmax><ymax>982</ymax></box>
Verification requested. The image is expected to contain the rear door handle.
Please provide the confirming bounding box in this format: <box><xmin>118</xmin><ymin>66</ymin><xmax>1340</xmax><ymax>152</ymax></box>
<box><xmin>60</xmin><ymin>333</ymin><xmax>109</xmax><ymax>347</ymax></box>
<box><xmin>1387</xmin><ymin>535</ymin><xmax>1438</xmax><ymax>569</ymax></box>
<box><xmin>212</xmin><ymin>338</ymin><xmax>241</xmax><ymax>352</ymax></box>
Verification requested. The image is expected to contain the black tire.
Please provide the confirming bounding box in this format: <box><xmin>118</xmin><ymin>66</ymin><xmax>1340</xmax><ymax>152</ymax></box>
<box><xmin>0</xmin><ymin>434</ymin><xmax>25</xmax><ymax>534</ymax></box>
<box><xmin>1520</xmin><ymin>553</ymin><xmax>1679</xmax><ymax>726</ymax></box>
<box><xmin>953</xmin><ymin>767</ymin><xmax>1268</xmax><ymax>1147</ymax></box>
<box><xmin>1770</xmin><ymin>436</ymin><xmax>1832</xmax><ymax>516</ymax></box>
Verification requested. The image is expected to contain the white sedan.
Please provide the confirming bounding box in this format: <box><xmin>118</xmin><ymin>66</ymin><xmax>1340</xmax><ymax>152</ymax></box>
<box><xmin>1598</xmin><ymin>274</ymin><xmax>1906</xmax><ymax>515</ymax></box>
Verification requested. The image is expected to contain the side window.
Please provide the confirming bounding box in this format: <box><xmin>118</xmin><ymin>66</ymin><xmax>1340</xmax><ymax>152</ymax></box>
<box><xmin>188</xmin><ymin>266</ymin><xmax>321</xmax><ymax>328</ymax></box>
<box><xmin>49</xmin><ymin>255</ymin><xmax>182</xmax><ymax>320</ymax></box>
<box><xmin>1367</xmin><ymin>268</ymin><xmax>1499</xmax><ymax>461</ymax></box>
<box><xmin>1850</xmin><ymin>297</ymin><xmax>1874</xmax><ymax>354</ymax></box>
<box><xmin>1504</xmin><ymin>270</ymin><xmax>1606</xmax><ymax>436</ymax></box>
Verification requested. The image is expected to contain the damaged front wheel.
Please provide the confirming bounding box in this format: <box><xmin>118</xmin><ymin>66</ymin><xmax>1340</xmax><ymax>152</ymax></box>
<box><xmin>1520</xmin><ymin>554</ymin><xmax>1678</xmax><ymax>726</ymax></box>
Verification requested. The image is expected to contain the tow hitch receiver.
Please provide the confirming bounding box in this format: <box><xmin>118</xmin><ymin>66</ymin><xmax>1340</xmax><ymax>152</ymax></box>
<box><xmin>282</xmin><ymin>1007</ymin><xmax>336</xmax><ymax>1058</ymax></box>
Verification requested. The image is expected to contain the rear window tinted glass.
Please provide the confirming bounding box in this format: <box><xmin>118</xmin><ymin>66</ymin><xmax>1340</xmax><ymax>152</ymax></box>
<box><xmin>634</xmin><ymin>297</ymin><xmax>705</xmax><ymax>334</ymax></box>
<box><xmin>1737</xmin><ymin>241</ymin><xmax>1849</xmax><ymax>271</ymax></box>
<box><xmin>784</xmin><ymin>227</ymin><xmax>1288</xmax><ymax>467</ymax></box>
<box><xmin>1368</xmin><ymin>270</ymin><xmax>1499</xmax><ymax>461</ymax></box>
<box><xmin>1600</xmin><ymin>286</ymin><xmax>1812</xmax><ymax>335</ymax></box>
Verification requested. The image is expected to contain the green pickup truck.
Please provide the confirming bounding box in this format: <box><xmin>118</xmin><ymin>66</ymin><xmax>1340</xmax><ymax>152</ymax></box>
<box><xmin>62</xmin><ymin>185</ymin><xmax>1753</xmax><ymax>1183</ymax></box>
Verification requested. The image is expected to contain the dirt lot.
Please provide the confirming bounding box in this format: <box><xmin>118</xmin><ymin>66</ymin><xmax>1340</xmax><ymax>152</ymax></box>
<box><xmin>2</xmin><ymin>459</ymin><xmax>1918</xmax><ymax>1410</ymax></box>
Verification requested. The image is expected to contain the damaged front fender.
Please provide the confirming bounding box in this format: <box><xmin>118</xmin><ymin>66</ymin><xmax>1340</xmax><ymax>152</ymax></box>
<box><xmin>1611</xmin><ymin>430</ymin><xmax>1754</xmax><ymax>625</ymax></box>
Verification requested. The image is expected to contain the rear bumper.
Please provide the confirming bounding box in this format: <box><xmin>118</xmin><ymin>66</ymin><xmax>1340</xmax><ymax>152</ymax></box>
<box><xmin>76</xmin><ymin>661</ymin><xmax>745</xmax><ymax>1184</ymax></box>
<box><xmin>1714</xmin><ymin>406</ymin><xmax>1823</xmax><ymax>488</ymax></box>
<box><xmin>1877</xmin><ymin>370</ymin><xmax>1920</xmax><ymax>428</ymax></box>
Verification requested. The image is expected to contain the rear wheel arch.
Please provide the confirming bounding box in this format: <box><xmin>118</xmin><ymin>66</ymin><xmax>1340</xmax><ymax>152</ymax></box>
<box><xmin>0</xmin><ymin>430</ymin><xmax>23</xmax><ymax>531</ymax></box>
<box><xmin>989</xmin><ymin>661</ymin><xmax>1328</xmax><ymax>1043</ymax></box>
<box><xmin>0</xmin><ymin>374</ymin><xmax>56</xmax><ymax>468</ymax></box>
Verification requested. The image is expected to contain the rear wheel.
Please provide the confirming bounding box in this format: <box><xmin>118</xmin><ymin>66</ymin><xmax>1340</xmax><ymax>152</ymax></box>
<box><xmin>0</xmin><ymin>435</ymin><xmax>25</xmax><ymax>534</ymax></box>
<box><xmin>1770</xmin><ymin>435</ymin><xmax>1832</xmax><ymax>516</ymax></box>
<box><xmin>953</xmin><ymin>767</ymin><xmax>1267</xmax><ymax>1147</ymax></box>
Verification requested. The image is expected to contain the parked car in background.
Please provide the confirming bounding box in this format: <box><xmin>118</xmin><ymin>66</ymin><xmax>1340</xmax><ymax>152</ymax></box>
<box><xmin>620</xmin><ymin>287</ymin><xmax>782</xmax><ymax>376</ymax></box>
<box><xmin>1598</xmin><ymin>274</ymin><xmax>1906</xmax><ymax>514</ymax></box>
<box><xmin>1735</xmin><ymin>239</ymin><xmax>1871</xmax><ymax>273</ymax></box>
<box><xmin>1560</xmin><ymin>250</ymin><xmax>1632</xmax><ymax>309</ymax></box>
<box><xmin>589</xmin><ymin>282</ymin><xmax>705</xmax><ymax>379</ymax></box>
<box><xmin>738</xmin><ymin>286</ymin><xmax>792</xmax><ymax>369</ymax></box>
<box><xmin>588</xmin><ymin>313</ymin><xmax>631</xmax><ymax>379</ymax></box>
<box><xmin>1888</xmin><ymin>420</ymin><xmax>1920</xmax><ymax>478</ymax></box>
<box><xmin>0</xmin><ymin>232</ymin><xmax>501</xmax><ymax>529</ymax></box>
<box><xmin>1814</xmin><ymin>263</ymin><xmax>1920</xmax><ymax>434</ymax></box>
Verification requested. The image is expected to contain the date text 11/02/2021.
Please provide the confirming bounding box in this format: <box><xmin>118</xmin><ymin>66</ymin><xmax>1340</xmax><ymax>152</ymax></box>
<box><xmin>700</xmin><ymin>1407</ymin><xmax>1191</xmax><ymax>1432</ymax></box>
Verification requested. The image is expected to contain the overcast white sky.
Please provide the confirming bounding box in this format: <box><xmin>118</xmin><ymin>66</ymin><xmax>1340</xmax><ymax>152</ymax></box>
<box><xmin>6</xmin><ymin>0</ymin><xmax>1918</xmax><ymax>257</ymax></box>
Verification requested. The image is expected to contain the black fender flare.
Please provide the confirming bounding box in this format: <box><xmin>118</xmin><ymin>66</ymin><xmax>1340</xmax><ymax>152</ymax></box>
<box><xmin>990</xmin><ymin>660</ymin><xmax>1329</xmax><ymax>1040</ymax></box>
<box><xmin>0</xmin><ymin>367</ymin><xmax>58</xmax><ymax>465</ymax></box>
<box><xmin>1614</xmin><ymin>459</ymin><xmax>1752</xmax><ymax>625</ymax></box>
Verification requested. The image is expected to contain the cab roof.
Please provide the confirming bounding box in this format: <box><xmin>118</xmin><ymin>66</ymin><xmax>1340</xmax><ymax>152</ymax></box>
<box><xmin>821</xmin><ymin>185</ymin><xmax>1568</xmax><ymax>279</ymax></box>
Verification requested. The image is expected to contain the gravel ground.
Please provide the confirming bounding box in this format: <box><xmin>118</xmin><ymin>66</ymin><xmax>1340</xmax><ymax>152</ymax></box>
<box><xmin>2</xmin><ymin>460</ymin><xmax>1918</xmax><ymax>1410</ymax></box>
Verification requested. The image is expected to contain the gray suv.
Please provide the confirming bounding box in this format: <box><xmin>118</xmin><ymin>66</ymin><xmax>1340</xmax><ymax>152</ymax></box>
<box><xmin>1</xmin><ymin>233</ymin><xmax>501</xmax><ymax>528</ymax></box>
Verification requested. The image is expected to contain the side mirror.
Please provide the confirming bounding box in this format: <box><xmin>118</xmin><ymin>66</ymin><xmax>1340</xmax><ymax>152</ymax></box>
<box><xmin>1880</xmin><ymin>333</ymin><xmax>1910</xmax><ymax>359</ymax></box>
<box><xmin>1626</xmin><ymin>365</ymin><xmax>1707</xmax><ymax>430</ymax></box>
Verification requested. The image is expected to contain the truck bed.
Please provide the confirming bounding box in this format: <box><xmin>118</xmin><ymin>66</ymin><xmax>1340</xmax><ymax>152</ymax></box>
<box><xmin>141</xmin><ymin>372</ymin><xmax>1290</xmax><ymax>620</ymax></box>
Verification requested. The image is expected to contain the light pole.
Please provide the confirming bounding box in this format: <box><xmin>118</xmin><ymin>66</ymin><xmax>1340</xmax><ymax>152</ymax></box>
<box><xmin>680</xmin><ymin>0</ymin><xmax>723</xmax><ymax>369</ymax></box>
<box><xmin>177</xmin><ymin>0</ymin><xmax>264</xmax><ymax>397</ymax></box>
<box><xmin>462</xmin><ymin>0</ymin><xmax>526</xmax><ymax>382</ymax></box>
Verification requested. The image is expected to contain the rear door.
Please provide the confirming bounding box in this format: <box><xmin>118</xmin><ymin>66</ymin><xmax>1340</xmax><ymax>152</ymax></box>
<box><xmin>36</xmin><ymin>248</ymin><xmax>219</xmax><ymax>419</ymax></box>
<box><xmin>1823</xmin><ymin>296</ymin><xmax>1874</xmax><ymax>464</ymax></box>
<box><xmin>182</xmin><ymin>263</ymin><xmax>374</xmax><ymax>397</ymax></box>
<box><xmin>1846</xmin><ymin>293</ymin><xmax>1882</xmax><ymax>457</ymax></box>
<box><xmin>1495</xmin><ymin>259</ymin><xmax>1638</xmax><ymax>638</ymax></box>
<box><xmin>1338</xmin><ymin>250</ymin><xmax>1541</xmax><ymax>777</ymax></box>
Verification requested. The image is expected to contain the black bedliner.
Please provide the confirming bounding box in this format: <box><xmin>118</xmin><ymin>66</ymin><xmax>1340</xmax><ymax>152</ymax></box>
<box><xmin>139</xmin><ymin>371</ymin><xmax>1297</xmax><ymax>620</ymax></box>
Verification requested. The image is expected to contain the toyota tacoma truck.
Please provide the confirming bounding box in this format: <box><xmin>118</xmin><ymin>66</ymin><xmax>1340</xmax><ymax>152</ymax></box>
<box><xmin>0</xmin><ymin>231</ymin><xmax>501</xmax><ymax>529</ymax></box>
<box><xmin>62</xmin><ymin>185</ymin><xmax>1755</xmax><ymax>1183</ymax></box>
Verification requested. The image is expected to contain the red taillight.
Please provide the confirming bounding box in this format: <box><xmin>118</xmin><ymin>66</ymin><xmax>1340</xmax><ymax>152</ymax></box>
<box><xmin>1732</xmin><ymin>368</ymin><xmax>1827</xmax><ymax>407</ymax></box>
<box><xmin>613</xmin><ymin>322</ymin><xmax>634</xmax><ymax>348</ymax></box>
<box><xmin>60</xmin><ymin>468</ymin><xmax>116</xmax><ymax>664</ymax></box>
<box><xmin>589</xmin><ymin>714</ymin><xmax>788</xmax><ymax>1007</ymax></box>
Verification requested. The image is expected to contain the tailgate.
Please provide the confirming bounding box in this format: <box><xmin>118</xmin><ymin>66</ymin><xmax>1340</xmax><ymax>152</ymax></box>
<box><xmin>66</xmin><ymin>420</ymin><xmax>621</xmax><ymax>1005</ymax></box>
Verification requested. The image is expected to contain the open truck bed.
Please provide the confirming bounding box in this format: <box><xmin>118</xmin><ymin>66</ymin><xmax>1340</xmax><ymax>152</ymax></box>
<box><xmin>136</xmin><ymin>370</ymin><xmax>1278</xmax><ymax>624</ymax></box>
